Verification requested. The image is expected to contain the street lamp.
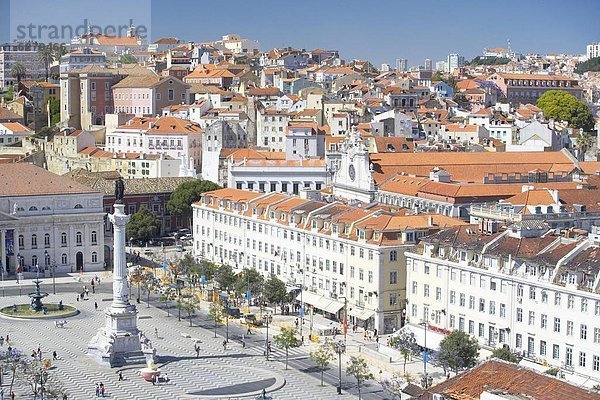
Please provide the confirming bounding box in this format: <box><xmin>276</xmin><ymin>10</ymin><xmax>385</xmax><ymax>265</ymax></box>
<box><xmin>264</xmin><ymin>313</ymin><xmax>273</xmax><ymax>360</ymax></box>
<box><xmin>296</xmin><ymin>281</ymin><xmax>303</xmax><ymax>338</ymax></box>
<box><xmin>44</xmin><ymin>250</ymin><xmax>56</xmax><ymax>295</ymax></box>
<box><xmin>334</xmin><ymin>340</ymin><xmax>346</xmax><ymax>395</ymax></box>
<box><xmin>339</xmin><ymin>296</ymin><xmax>348</xmax><ymax>346</ymax></box>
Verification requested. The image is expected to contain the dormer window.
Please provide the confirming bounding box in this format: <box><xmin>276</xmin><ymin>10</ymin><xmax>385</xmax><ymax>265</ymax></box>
<box><xmin>270</xmin><ymin>211</ymin><xmax>275</xmax><ymax>219</ymax></box>
<box><xmin>252</xmin><ymin>208</ymin><xmax>258</xmax><ymax>215</ymax></box>
<box><xmin>568</xmin><ymin>274</ymin><xmax>576</xmax><ymax>285</ymax></box>
<box><xmin>359</xmin><ymin>230</ymin><xmax>365</xmax><ymax>240</ymax></box>
<box><xmin>332</xmin><ymin>225</ymin><xmax>337</xmax><ymax>234</ymax></box>
<box><xmin>312</xmin><ymin>220</ymin><xmax>317</xmax><ymax>229</ymax></box>
<box><xmin>281</xmin><ymin>213</ymin><xmax>286</xmax><ymax>221</ymax></box>
<box><xmin>438</xmin><ymin>247</ymin><xmax>445</xmax><ymax>257</ymax></box>
<box><xmin>535</xmin><ymin>206</ymin><xmax>542</xmax><ymax>214</ymax></box>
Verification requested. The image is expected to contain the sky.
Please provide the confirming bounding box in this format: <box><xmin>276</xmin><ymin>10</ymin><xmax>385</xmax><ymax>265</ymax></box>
<box><xmin>1</xmin><ymin>0</ymin><xmax>598</xmax><ymax>67</ymax></box>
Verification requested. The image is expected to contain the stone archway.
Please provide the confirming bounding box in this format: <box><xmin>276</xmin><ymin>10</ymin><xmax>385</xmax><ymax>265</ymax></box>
<box><xmin>76</xmin><ymin>251</ymin><xmax>84</xmax><ymax>271</ymax></box>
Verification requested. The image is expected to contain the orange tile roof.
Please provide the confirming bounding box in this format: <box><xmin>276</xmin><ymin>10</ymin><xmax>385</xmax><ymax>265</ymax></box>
<box><xmin>147</xmin><ymin>117</ymin><xmax>202</xmax><ymax>135</ymax></box>
<box><xmin>444</xmin><ymin>124</ymin><xmax>479</xmax><ymax>133</ymax></box>
<box><xmin>0</xmin><ymin>164</ymin><xmax>98</xmax><ymax>196</ymax></box>
<box><xmin>502</xmin><ymin>189</ymin><xmax>557</xmax><ymax>206</ymax></box>
<box><xmin>0</xmin><ymin>122</ymin><xmax>31</xmax><ymax>133</ymax></box>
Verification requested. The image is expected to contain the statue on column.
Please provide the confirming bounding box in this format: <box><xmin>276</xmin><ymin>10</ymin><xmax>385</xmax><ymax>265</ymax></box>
<box><xmin>115</xmin><ymin>177</ymin><xmax>125</xmax><ymax>204</ymax></box>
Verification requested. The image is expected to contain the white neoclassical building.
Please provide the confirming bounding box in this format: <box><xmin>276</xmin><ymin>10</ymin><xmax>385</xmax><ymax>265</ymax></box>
<box><xmin>192</xmin><ymin>187</ymin><xmax>466</xmax><ymax>333</ymax></box>
<box><xmin>405</xmin><ymin>222</ymin><xmax>600</xmax><ymax>385</ymax></box>
<box><xmin>0</xmin><ymin>163</ymin><xmax>105</xmax><ymax>276</ymax></box>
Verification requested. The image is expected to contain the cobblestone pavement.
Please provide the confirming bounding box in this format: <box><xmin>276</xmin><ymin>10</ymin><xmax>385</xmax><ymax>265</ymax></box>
<box><xmin>0</xmin><ymin>290</ymin><xmax>362</xmax><ymax>400</ymax></box>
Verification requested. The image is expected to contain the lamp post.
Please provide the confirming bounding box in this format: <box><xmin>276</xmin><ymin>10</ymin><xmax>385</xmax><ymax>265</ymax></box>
<box><xmin>334</xmin><ymin>340</ymin><xmax>346</xmax><ymax>395</ymax></box>
<box><xmin>264</xmin><ymin>312</ymin><xmax>273</xmax><ymax>360</ymax></box>
<box><xmin>176</xmin><ymin>279</ymin><xmax>183</xmax><ymax>322</ymax></box>
<box><xmin>339</xmin><ymin>296</ymin><xmax>348</xmax><ymax>346</ymax></box>
<box><xmin>296</xmin><ymin>281</ymin><xmax>303</xmax><ymax>338</ymax></box>
<box><xmin>225</xmin><ymin>295</ymin><xmax>229</xmax><ymax>343</ymax></box>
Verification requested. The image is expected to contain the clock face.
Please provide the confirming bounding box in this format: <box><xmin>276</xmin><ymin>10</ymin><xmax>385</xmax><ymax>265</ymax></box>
<box><xmin>348</xmin><ymin>164</ymin><xmax>356</xmax><ymax>181</ymax></box>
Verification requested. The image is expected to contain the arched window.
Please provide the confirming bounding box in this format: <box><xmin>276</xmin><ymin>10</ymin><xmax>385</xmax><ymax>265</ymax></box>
<box><xmin>18</xmin><ymin>235</ymin><xmax>24</xmax><ymax>250</ymax></box>
<box><xmin>74</xmin><ymin>204</ymin><xmax>83</xmax><ymax>209</ymax></box>
<box><xmin>32</xmin><ymin>255</ymin><xmax>38</xmax><ymax>267</ymax></box>
<box><xmin>44</xmin><ymin>233</ymin><xmax>50</xmax><ymax>248</ymax></box>
<box><xmin>61</xmin><ymin>232</ymin><xmax>67</xmax><ymax>246</ymax></box>
<box><xmin>29</xmin><ymin>206</ymin><xmax>38</xmax><ymax>211</ymax></box>
<box><xmin>91</xmin><ymin>252</ymin><xmax>98</xmax><ymax>263</ymax></box>
<box><xmin>61</xmin><ymin>253</ymin><xmax>67</xmax><ymax>265</ymax></box>
<box><xmin>91</xmin><ymin>231</ymin><xmax>97</xmax><ymax>245</ymax></box>
<box><xmin>45</xmin><ymin>253</ymin><xmax>50</xmax><ymax>266</ymax></box>
<box><xmin>76</xmin><ymin>231</ymin><xmax>82</xmax><ymax>246</ymax></box>
<box><xmin>42</xmin><ymin>206</ymin><xmax>51</xmax><ymax>211</ymax></box>
<box><xmin>31</xmin><ymin>234</ymin><xmax>37</xmax><ymax>249</ymax></box>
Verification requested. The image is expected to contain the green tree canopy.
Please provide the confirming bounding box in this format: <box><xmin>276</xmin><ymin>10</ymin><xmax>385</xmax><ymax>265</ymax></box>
<box><xmin>234</xmin><ymin>268</ymin><xmax>264</xmax><ymax>297</ymax></box>
<box><xmin>10</xmin><ymin>62</ymin><xmax>26</xmax><ymax>85</ymax></box>
<box><xmin>118</xmin><ymin>53</ymin><xmax>138</xmax><ymax>64</ymax></box>
<box><xmin>491</xmin><ymin>347</ymin><xmax>520</xmax><ymax>363</ymax></box>
<box><xmin>273</xmin><ymin>326</ymin><xmax>301</xmax><ymax>369</ymax></box>
<box><xmin>215</xmin><ymin>264</ymin><xmax>236</xmax><ymax>291</ymax></box>
<box><xmin>310</xmin><ymin>341</ymin><xmax>335</xmax><ymax>386</ymax></box>
<box><xmin>167</xmin><ymin>179</ymin><xmax>220</xmax><ymax>225</ymax></box>
<box><xmin>263</xmin><ymin>275</ymin><xmax>288</xmax><ymax>312</ymax></box>
<box><xmin>390</xmin><ymin>330</ymin><xmax>419</xmax><ymax>373</ymax></box>
<box><xmin>437</xmin><ymin>330</ymin><xmax>479</xmax><ymax>373</ymax></box>
<box><xmin>126</xmin><ymin>207</ymin><xmax>161</xmax><ymax>242</ymax></box>
<box><xmin>49</xmin><ymin>97</ymin><xmax>60</xmax><ymax>125</ymax></box>
<box><xmin>575</xmin><ymin>57</ymin><xmax>600</xmax><ymax>74</ymax></box>
<box><xmin>37</xmin><ymin>45</ymin><xmax>55</xmax><ymax>82</ymax></box>
<box><xmin>536</xmin><ymin>90</ymin><xmax>594</xmax><ymax>131</ymax></box>
<box><xmin>468</xmin><ymin>56</ymin><xmax>510</xmax><ymax>66</ymax></box>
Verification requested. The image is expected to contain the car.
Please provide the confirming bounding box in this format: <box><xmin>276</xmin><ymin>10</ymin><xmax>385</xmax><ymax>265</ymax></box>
<box><xmin>225</xmin><ymin>307</ymin><xmax>241</xmax><ymax>318</ymax></box>
<box><xmin>240</xmin><ymin>313</ymin><xmax>263</xmax><ymax>326</ymax></box>
<box><xmin>143</xmin><ymin>248</ymin><xmax>154</xmax><ymax>255</ymax></box>
<box><xmin>182</xmin><ymin>233</ymin><xmax>193</xmax><ymax>241</ymax></box>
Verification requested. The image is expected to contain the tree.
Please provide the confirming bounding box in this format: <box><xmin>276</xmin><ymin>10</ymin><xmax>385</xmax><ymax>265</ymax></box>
<box><xmin>0</xmin><ymin>348</ymin><xmax>23</xmax><ymax>394</ymax></box>
<box><xmin>48</xmin><ymin>97</ymin><xmax>60</xmax><ymax>125</ymax></box>
<box><xmin>437</xmin><ymin>331</ymin><xmax>479</xmax><ymax>373</ymax></box>
<box><xmin>140</xmin><ymin>270</ymin><xmax>155</xmax><ymax>307</ymax></box>
<box><xmin>214</xmin><ymin>264</ymin><xmax>235</xmax><ymax>291</ymax></box>
<box><xmin>310</xmin><ymin>341</ymin><xmax>335</xmax><ymax>386</ymax></box>
<box><xmin>467</xmin><ymin>56</ymin><xmax>510</xmax><ymax>66</ymax></box>
<box><xmin>536</xmin><ymin>90</ymin><xmax>594</xmax><ymax>131</ymax></box>
<box><xmin>574</xmin><ymin>57</ymin><xmax>600</xmax><ymax>74</ymax></box>
<box><xmin>176</xmin><ymin>296</ymin><xmax>198</xmax><ymax>326</ymax></box>
<box><xmin>273</xmin><ymin>326</ymin><xmax>301</xmax><ymax>370</ymax></box>
<box><xmin>126</xmin><ymin>207</ymin><xmax>161</xmax><ymax>243</ymax></box>
<box><xmin>159</xmin><ymin>287</ymin><xmax>176</xmax><ymax>317</ymax></box>
<box><xmin>346</xmin><ymin>356</ymin><xmax>374</xmax><ymax>400</ymax></box>
<box><xmin>575</xmin><ymin>131</ymin><xmax>594</xmax><ymax>160</ymax></box>
<box><xmin>263</xmin><ymin>275</ymin><xmax>288</xmax><ymax>314</ymax></box>
<box><xmin>234</xmin><ymin>268</ymin><xmax>264</xmax><ymax>299</ymax></box>
<box><xmin>389</xmin><ymin>331</ymin><xmax>419</xmax><ymax>373</ymax></box>
<box><xmin>10</xmin><ymin>62</ymin><xmax>26</xmax><ymax>86</ymax></box>
<box><xmin>118</xmin><ymin>53</ymin><xmax>138</xmax><ymax>64</ymax></box>
<box><xmin>167</xmin><ymin>179</ymin><xmax>220</xmax><ymax>226</ymax></box>
<box><xmin>37</xmin><ymin>45</ymin><xmax>55</xmax><ymax>82</ymax></box>
<box><xmin>491</xmin><ymin>347</ymin><xmax>520</xmax><ymax>363</ymax></box>
<box><xmin>208</xmin><ymin>302</ymin><xmax>223</xmax><ymax>337</ymax></box>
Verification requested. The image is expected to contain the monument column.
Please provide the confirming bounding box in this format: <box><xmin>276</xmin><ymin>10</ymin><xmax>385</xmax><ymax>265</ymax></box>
<box><xmin>109</xmin><ymin>204</ymin><xmax>130</xmax><ymax>309</ymax></box>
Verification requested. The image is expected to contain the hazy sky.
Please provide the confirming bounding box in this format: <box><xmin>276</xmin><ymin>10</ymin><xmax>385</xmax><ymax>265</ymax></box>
<box><xmin>2</xmin><ymin>0</ymin><xmax>598</xmax><ymax>67</ymax></box>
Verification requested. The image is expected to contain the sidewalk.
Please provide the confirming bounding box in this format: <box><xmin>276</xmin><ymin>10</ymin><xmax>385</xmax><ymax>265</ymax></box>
<box><xmin>0</xmin><ymin>270</ymin><xmax>112</xmax><ymax>288</ymax></box>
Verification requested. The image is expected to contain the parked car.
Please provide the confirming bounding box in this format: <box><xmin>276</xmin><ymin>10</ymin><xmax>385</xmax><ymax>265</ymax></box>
<box><xmin>225</xmin><ymin>307</ymin><xmax>242</xmax><ymax>318</ymax></box>
<box><xmin>240</xmin><ymin>313</ymin><xmax>263</xmax><ymax>326</ymax></box>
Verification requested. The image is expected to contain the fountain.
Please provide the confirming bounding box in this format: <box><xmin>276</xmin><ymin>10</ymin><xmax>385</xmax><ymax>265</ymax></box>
<box><xmin>28</xmin><ymin>277</ymin><xmax>49</xmax><ymax>312</ymax></box>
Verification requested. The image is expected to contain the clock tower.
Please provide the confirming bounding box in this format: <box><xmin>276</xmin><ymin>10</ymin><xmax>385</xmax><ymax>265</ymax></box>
<box><xmin>332</xmin><ymin>127</ymin><xmax>376</xmax><ymax>203</ymax></box>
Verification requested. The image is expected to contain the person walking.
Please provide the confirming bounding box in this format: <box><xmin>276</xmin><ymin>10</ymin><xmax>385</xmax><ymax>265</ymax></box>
<box><xmin>95</xmin><ymin>383</ymin><xmax>100</xmax><ymax>397</ymax></box>
<box><xmin>163</xmin><ymin>373</ymin><xmax>169</xmax><ymax>383</ymax></box>
<box><xmin>154</xmin><ymin>328</ymin><xmax>159</xmax><ymax>338</ymax></box>
<box><xmin>99</xmin><ymin>383</ymin><xmax>105</xmax><ymax>397</ymax></box>
<box><xmin>222</xmin><ymin>340</ymin><xmax>227</xmax><ymax>351</ymax></box>
<box><xmin>94</xmin><ymin>302</ymin><xmax>98</xmax><ymax>311</ymax></box>
<box><xmin>118</xmin><ymin>371</ymin><xmax>123</xmax><ymax>381</ymax></box>
<box><xmin>52</xmin><ymin>351</ymin><xmax>57</xmax><ymax>360</ymax></box>
<box><xmin>91</xmin><ymin>279</ymin><xmax>95</xmax><ymax>294</ymax></box>
<box><xmin>195</xmin><ymin>344</ymin><xmax>200</xmax><ymax>358</ymax></box>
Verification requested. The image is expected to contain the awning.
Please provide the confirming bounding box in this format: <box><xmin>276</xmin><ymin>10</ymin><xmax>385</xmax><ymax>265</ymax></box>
<box><xmin>321</xmin><ymin>299</ymin><xmax>345</xmax><ymax>314</ymax></box>
<box><xmin>397</xmin><ymin>323</ymin><xmax>446</xmax><ymax>351</ymax></box>
<box><xmin>296</xmin><ymin>292</ymin><xmax>344</xmax><ymax>314</ymax></box>
<box><xmin>348</xmin><ymin>307</ymin><xmax>376</xmax><ymax>321</ymax></box>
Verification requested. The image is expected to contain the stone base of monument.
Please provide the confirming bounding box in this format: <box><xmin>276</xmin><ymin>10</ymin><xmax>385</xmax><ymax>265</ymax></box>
<box><xmin>87</xmin><ymin>305</ymin><xmax>154</xmax><ymax>368</ymax></box>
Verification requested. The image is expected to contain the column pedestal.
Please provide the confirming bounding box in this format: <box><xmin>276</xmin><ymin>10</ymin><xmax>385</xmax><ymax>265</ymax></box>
<box><xmin>88</xmin><ymin>203</ymin><xmax>154</xmax><ymax>367</ymax></box>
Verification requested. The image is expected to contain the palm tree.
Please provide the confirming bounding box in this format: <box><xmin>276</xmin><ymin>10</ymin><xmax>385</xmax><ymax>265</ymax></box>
<box><xmin>10</xmin><ymin>62</ymin><xmax>26</xmax><ymax>87</ymax></box>
<box><xmin>52</xmin><ymin>45</ymin><xmax>67</xmax><ymax>63</ymax></box>
<box><xmin>37</xmin><ymin>46</ymin><xmax>55</xmax><ymax>82</ymax></box>
<box><xmin>576</xmin><ymin>131</ymin><xmax>594</xmax><ymax>160</ymax></box>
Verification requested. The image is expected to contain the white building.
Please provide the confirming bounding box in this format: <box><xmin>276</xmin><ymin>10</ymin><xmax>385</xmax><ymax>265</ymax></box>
<box><xmin>105</xmin><ymin>116</ymin><xmax>202</xmax><ymax>171</ymax></box>
<box><xmin>213</xmin><ymin>34</ymin><xmax>260</xmax><ymax>55</ymax></box>
<box><xmin>447</xmin><ymin>53</ymin><xmax>465</xmax><ymax>73</ymax></box>
<box><xmin>0</xmin><ymin>163</ymin><xmax>105</xmax><ymax>276</ymax></box>
<box><xmin>0</xmin><ymin>122</ymin><xmax>33</xmax><ymax>146</ymax></box>
<box><xmin>192</xmin><ymin>188</ymin><xmax>466</xmax><ymax>333</ymax></box>
<box><xmin>405</xmin><ymin>222</ymin><xmax>600</xmax><ymax>384</ymax></box>
<box><xmin>586</xmin><ymin>42</ymin><xmax>600</xmax><ymax>60</ymax></box>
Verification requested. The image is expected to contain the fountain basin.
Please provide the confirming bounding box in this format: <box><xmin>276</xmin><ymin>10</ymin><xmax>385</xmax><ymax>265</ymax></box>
<box><xmin>0</xmin><ymin>304</ymin><xmax>79</xmax><ymax>319</ymax></box>
<box><xmin>140</xmin><ymin>367</ymin><xmax>161</xmax><ymax>382</ymax></box>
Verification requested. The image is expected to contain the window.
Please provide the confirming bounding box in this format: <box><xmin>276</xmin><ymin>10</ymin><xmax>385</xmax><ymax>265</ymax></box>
<box><xmin>529</xmin><ymin>287</ymin><xmax>536</xmax><ymax>300</ymax></box>
<box><xmin>541</xmin><ymin>290</ymin><xmax>548</xmax><ymax>303</ymax></box>
<box><xmin>469</xmin><ymin>296</ymin><xmax>475</xmax><ymax>309</ymax></box>
<box><xmin>579</xmin><ymin>352</ymin><xmax>586</xmax><ymax>368</ymax></box>
<box><xmin>540</xmin><ymin>340</ymin><xmax>546</xmax><ymax>356</ymax></box>
<box><xmin>459</xmin><ymin>293</ymin><xmax>465</xmax><ymax>307</ymax></box>
<box><xmin>554</xmin><ymin>317</ymin><xmax>561</xmax><ymax>332</ymax></box>
<box><xmin>594</xmin><ymin>356</ymin><xmax>600</xmax><ymax>372</ymax></box>
<box><xmin>389</xmin><ymin>271</ymin><xmax>398</xmax><ymax>285</ymax></box>
<box><xmin>479</xmin><ymin>298</ymin><xmax>485</xmax><ymax>312</ymax></box>
<box><xmin>565</xmin><ymin>348</ymin><xmax>573</xmax><ymax>367</ymax></box>
<box><xmin>450</xmin><ymin>290</ymin><xmax>456</xmax><ymax>304</ymax></box>
<box><xmin>390</xmin><ymin>250</ymin><xmax>397</xmax><ymax>261</ymax></box>
<box><xmin>44</xmin><ymin>233</ymin><xmax>50</xmax><ymax>248</ymax></box>
<box><xmin>500</xmin><ymin>303</ymin><xmax>506</xmax><ymax>318</ymax></box>
<box><xmin>516</xmin><ymin>333</ymin><xmax>522</xmax><ymax>348</ymax></box>
<box><xmin>18</xmin><ymin>235</ymin><xmax>24</xmax><ymax>250</ymax></box>
<box><xmin>568</xmin><ymin>295</ymin><xmax>574</xmax><ymax>309</ymax></box>
<box><xmin>478</xmin><ymin>323</ymin><xmax>484</xmax><ymax>337</ymax></box>
<box><xmin>61</xmin><ymin>232</ymin><xmax>67</xmax><ymax>246</ymax></box>
<box><xmin>517</xmin><ymin>308</ymin><xmax>523</xmax><ymax>322</ymax></box>
<box><xmin>595</xmin><ymin>327</ymin><xmax>600</xmax><ymax>343</ymax></box>
<box><xmin>411</xmin><ymin>281</ymin><xmax>417</xmax><ymax>294</ymax></box>
<box><xmin>91</xmin><ymin>231</ymin><xmax>97</xmax><ymax>245</ymax></box>
<box><xmin>541</xmin><ymin>314</ymin><xmax>547</xmax><ymax>329</ymax></box>
<box><xmin>581</xmin><ymin>324</ymin><xmax>587</xmax><ymax>340</ymax></box>
<box><xmin>551</xmin><ymin>344</ymin><xmax>560</xmax><ymax>359</ymax></box>
<box><xmin>528</xmin><ymin>311</ymin><xmax>535</xmax><ymax>325</ymax></box>
<box><xmin>91</xmin><ymin>252</ymin><xmax>98</xmax><ymax>263</ymax></box>
<box><xmin>567</xmin><ymin>321</ymin><xmax>573</xmax><ymax>336</ymax></box>
<box><xmin>424</xmin><ymin>284</ymin><xmax>430</xmax><ymax>297</ymax></box>
<box><xmin>581</xmin><ymin>298</ymin><xmax>588</xmax><ymax>312</ymax></box>
<box><xmin>555</xmin><ymin>293</ymin><xmax>561</xmax><ymax>306</ymax></box>
<box><xmin>436</xmin><ymin>287</ymin><xmax>442</xmax><ymax>301</ymax></box>
<box><xmin>489</xmin><ymin>301</ymin><xmax>496</xmax><ymax>315</ymax></box>
<box><xmin>61</xmin><ymin>253</ymin><xmax>67</xmax><ymax>265</ymax></box>
<box><xmin>31</xmin><ymin>234</ymin><xmax>37</xmax><ymax>249</ymax></box>
<box><xmin>76</xmin><ymin>231</ymin><xmax>82</xmax><ymax>246</ymax></box>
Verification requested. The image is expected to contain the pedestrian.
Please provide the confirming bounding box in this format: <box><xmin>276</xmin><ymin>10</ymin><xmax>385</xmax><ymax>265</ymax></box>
<box><xmin>163</xmin><ymin>373</ymin><xmax>169</xmax><ymax>383</ymax></box>
<box><xmin>242</xmin><ymin>339</ymin><xmax>246</xmax><ymax>348</ymax></box>
<box><xmin>294</xmin><ymin>318</ymin><xmax>298</xmax><ymax>327</ymax></box>
<box><xmin>94</xmin><ymin>302</ymin><xmax>98</xmax><ymax>311</ymax></box>
<box><xmin>154</xmin><ymin>328</ymin><xmax>159</xmax><ymax>338</ymax></box>
<box><xmin>118</xmin><ymin>371</ymin><xmax>123</xmax><ymax>381</ymax></box>
<box><xmin>154</xmin><ymin>374</ymin><xmax>159</xmax><ymax>386</ymax></box>
<box><xmin>222</xmin><ymin>340</ymin><xmax>227</xmax><ymax>350</ymax></box>
<box><xmin>0</xmin><ymin>336</ymin><xmax>3</xmax><ymax>346</ymax></box>
<box><xmin>91</xmin><ymin>279</ymin><xmax>95</xmax><ymax>294</ymax></box>
<box><xmin>195</xmin><ymin>344</ymin><xmax>200</xmax><ymax>358</ymax></box>
<box><xmin>53</xmin><ymin>351</ymin><xmax>57</xmax><ymax>360</ymax></box>
<box><xmin>99</xmin><ymin>383</ymin><xmax>105</xmax><ymax>397</ymax></box>
<box><xmin>85</xmin><ymin>287</ymin><xmax>89</xmax><ymax>298</ymax></box>
<box><xmin>1</xmin><ymin>387</ymin><xmax>4</xmax><ymax>400</ymax></box>
<box><xmin>246</xmin><ymin>327</ymin><xmax>252</xmax><ymax>335</ymax></box>
<box><xmin>10</xmin><ymin>391</ymin><xmax>14</xmax><ymax>400</ymax></box>
<box><xmin>5</xmin><ymin>335</ymin><xmax>9</xmax><ymax>344</ymax></box>
<box><xmin>95</xmin><ymin>383</ymin><xmax>100</xmax><ymax>397</ymax></box>
<box><xmin>31</xmin><ymin>350</ymin><xmax>36</xmax><ymax>359</ymax></box>
<box><xmin>76</xmin><ymin>295</ymin><xmax>79</xmax><ymax>302</ymax></box>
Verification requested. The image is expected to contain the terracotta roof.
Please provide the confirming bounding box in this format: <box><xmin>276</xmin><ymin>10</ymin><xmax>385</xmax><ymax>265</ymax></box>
<box><xmin>444</xmin><ymin>124</ymin><xmax>479</xmax><ymax>133</ymax></box>
<box><xmin>427</xmin><ymin>359</ymin><xmax>600</xmax><ymax>400</ymax></box>
<box><xmin>113</xmin><ymin>74</ymin><xmax>188</xmax><ymax>89</ymax></box>
<box><xmin>247</xmin><ymin>87</ymin><xmax>281</xmax><ymax>96</ymax></box>
<box><xmin>147</xmin><ymin>117</ymin><xmax>202</xmax><ymax>134</ymax></box>
<box><xmin>0</xmin><ymin>122</ymin><xmax>32</xmax><ymax>133</ymax></box>
<box><xmin>0</xmin><ymin>164</ymin><xmax>99</xmax><ymax>197</ymax></box>
<box><xmin>0</xmin><ymin>107</ymin><xmax>23</xmax><ymax>121</ymax></box>
<box><xmin>93</xmin><ymin>34</ymin><xmax>140</xmax><ymax>46</ymax></box>
<box><xmin>502</xmin><ymin>189</ymin><xmax>557</xmax><ymax>206</ymax></box>
<box><xmin>496</xmin><ymin>72</ymin><xmax>576</xmax><ymax>82</ymax></box>
<box><xmin>373</xmin><ymin>137</ymin><xmax>414</xmax><ymax>153</ymax></box>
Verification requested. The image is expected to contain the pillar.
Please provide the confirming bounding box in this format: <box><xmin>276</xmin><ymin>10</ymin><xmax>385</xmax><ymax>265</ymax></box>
<box><xmin>108</xmin><ymin>204</ymin><xmax>131</xmax><ymax>309</ymax></box>
<box><xmin>0</xmin><ymin>229</ymin><xmax>5</xmax><ymax>275</ymax></box>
